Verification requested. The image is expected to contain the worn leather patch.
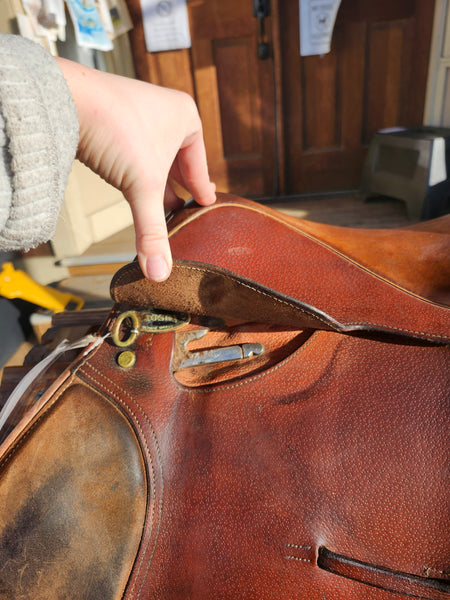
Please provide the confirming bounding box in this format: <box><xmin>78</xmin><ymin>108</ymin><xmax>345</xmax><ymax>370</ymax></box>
<box><xmin>0</xmin><ymin>382</ymin><xmax>146</xmax><ymax>599</ymax></box>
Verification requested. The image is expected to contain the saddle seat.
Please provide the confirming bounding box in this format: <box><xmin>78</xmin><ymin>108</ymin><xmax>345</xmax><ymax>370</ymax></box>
<box><xmin>112</xmin><ymin>194</ymin><xmax>450</xmax><ymax>343</ymax></box>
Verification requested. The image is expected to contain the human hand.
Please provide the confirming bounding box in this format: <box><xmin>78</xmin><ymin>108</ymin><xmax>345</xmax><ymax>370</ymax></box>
<box><xmin>56</xmin><ymin>58</ymin><xmax>216</xmax><ymax>281</ymax></box>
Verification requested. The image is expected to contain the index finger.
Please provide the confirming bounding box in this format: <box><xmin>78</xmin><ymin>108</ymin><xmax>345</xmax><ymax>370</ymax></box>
<box><xmin>177</xmin><ymin>133</ymin><xmax>216</xmax><ymax>206</ymax></box>
<box><xmin>128</xmin><ymin>182</ymin><xmax>172</xmax><ymax>282</ymax></box>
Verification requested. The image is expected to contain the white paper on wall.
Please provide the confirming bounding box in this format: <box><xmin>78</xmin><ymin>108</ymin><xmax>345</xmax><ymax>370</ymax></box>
<box><xmin>299</xmin><ymin>0</ymin><xmax>341</xmax><ymax>56</ymax></box>
<box><xmin>139</xmin><ymin>0</ymin><xmax>191</xmax><ymax>53</ymax></box>
<box><xmin>42</xmin><ymin>0</ymin><xmax>66</xmax><ymax>28</ymax></box>
<box><xmin>96</xmin><ymin>0</ymin><xmax>114</xmax><ymax>33</ymax></box>
<box><xmin>16</xmin><ymin>12</ymin><xmax>42</xmax><ymax>42</ymax></box>
<box><xmin>21</xmin><ymin>0</ymin><xmax>63</xmax><ymax>41</ymax></box>
<box><xmin>106</xmin><ymin>0</ymin><xmax>133</xmax><ymax>38</ymax></box>
<box><xmin>16</xmin><ymin>12</ymin><xmax>59</xmax><ymax>52</ymax></box>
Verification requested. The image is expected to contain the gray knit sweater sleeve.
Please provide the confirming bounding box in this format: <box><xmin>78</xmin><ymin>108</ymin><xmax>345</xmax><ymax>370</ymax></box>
<box><xmin>0</xmin><ymin>35</ymin><xmax>79</xmax><ymax>251</ymax></box>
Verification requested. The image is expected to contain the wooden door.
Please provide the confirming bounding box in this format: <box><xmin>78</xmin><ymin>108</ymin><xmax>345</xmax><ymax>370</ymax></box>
<box><xmin>279</xmin><ymin>0</ymin><xmax>436</xmax><ymax>193</ymax></box>
<box><xmin>126</xmin><ymin>0</ymin><xmax>435</xmax><ymax>197</ymax></box>
<box><xmin>127</xmin><ymin>0</ymin><xmax>279</xmax><ymax>196</ymax></box>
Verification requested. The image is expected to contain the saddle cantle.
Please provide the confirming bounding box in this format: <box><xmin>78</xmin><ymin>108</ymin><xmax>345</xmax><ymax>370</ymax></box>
<box><xmin>0</xmin><ymin>194</ymin><xmax>449</xmax><ymax>600</ymax></box>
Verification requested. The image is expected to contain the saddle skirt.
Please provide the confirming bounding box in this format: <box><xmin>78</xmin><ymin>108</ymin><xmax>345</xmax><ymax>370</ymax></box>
<box><xmin>0</xmin><ymin>194</ymin><xmax>449</xmax><ymax>600</ymax></box>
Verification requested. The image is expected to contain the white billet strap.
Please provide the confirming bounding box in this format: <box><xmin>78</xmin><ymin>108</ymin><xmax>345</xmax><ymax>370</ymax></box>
<box><xmin>0</xmin><ymin>334</ymin><xmax>106</xmax><ymax>435</ymax></box>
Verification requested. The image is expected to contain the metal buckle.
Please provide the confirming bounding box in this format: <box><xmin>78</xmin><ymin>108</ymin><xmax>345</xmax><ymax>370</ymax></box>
<box><xmin>111</xmin><ymin>309</ymin><xmax>190</xmax><ymax>347</ymax></box>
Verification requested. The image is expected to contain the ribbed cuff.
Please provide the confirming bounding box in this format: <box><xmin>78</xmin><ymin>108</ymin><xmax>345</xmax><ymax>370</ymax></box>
<box><xmin>0</xmin><ymin>34</ymin><xmax>79</xmax><ymax>251</ymax></box>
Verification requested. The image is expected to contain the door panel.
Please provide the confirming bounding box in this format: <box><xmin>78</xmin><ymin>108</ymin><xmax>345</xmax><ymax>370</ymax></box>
<box><xmin>302</xmin><ymin>52</ymin><xmax>339</xmax><ymax>150</ymax></box>
<box><xmin>364</xmin><ymin>20</ymin><xmax>412</xmax><ymax>143</ymax></box>
<box><xmin>190</xmin><ymin>0</ymin><xmax>277</xmax><ymax>196</ymax></box>
<box><xmin>280</xmin><ymin>0</ymin><xmax>435</xmax><ymax>193</ymax></box>
<box><xmin>215</xmin><ymin>37</ymin><xmax>262</xmax><ymax>158</ymax></box>
<box><xmin>127</xmin><ymin>0</ymin><xmax>277</xmax><ymax>196</ymax></box>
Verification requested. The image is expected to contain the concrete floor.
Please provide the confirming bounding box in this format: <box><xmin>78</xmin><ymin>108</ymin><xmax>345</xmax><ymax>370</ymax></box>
<box><xmin>265</xmin><ymin>192</ymin><xmax>413</xmax><ymax>229</ymax></box>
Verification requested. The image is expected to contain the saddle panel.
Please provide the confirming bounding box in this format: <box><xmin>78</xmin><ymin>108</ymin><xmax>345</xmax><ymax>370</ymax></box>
<box><xmin>0</xmin><ymin>372</ymin><xmax>147</xmax><ymax>599</ymax></box>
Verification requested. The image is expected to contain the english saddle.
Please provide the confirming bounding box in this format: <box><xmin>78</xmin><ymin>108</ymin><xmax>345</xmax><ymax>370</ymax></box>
<box><xmin>0</xmin><ymin>194</ymin><xmax>448</xmax><ymax>599</ymax></box>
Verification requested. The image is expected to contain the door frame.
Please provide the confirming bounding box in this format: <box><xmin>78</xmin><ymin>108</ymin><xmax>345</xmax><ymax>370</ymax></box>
<box><xmin>424</xmin><ymin>0</ymin><xmax>450</xmax><ymax>125</ymax></box>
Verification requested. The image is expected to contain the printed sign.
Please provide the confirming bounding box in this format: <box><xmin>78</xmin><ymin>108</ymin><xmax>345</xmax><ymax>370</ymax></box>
<box><xmin>299</xmin><ymin>0</ymin><xmax>341</xmax><ymax>56</ymax></box>
<box><xmin>139</xmin><ymin>0</ymin><xmax>191</xmax><ymax>53</ymax></box>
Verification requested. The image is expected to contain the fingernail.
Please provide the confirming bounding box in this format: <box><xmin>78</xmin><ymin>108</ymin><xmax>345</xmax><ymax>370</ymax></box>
<box><xmin>146</xmin><ymin>254</ymin><xmax>170</xmax><ymax>281</ymax></box>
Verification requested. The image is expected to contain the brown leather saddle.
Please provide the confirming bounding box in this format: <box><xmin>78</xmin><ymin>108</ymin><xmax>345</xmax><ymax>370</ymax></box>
<box><xmin>0</xmin><ymin>194</ymin><xmax>449</xmax><ymax>599</ymax></box>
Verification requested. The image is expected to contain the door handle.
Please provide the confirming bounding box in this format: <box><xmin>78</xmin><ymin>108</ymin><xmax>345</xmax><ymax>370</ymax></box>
<box><xmin>253</xmin><ymin>0</ymin><xmax>269</xmax><ymax>19</ymax></box>
<box><xmin>253</xmin><ymin>0</ymin><xmax>270</xmax><ymax>59</ymax></box>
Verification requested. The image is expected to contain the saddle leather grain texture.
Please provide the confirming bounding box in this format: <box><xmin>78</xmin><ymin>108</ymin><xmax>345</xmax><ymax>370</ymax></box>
<box><xmin>0</xmin><ymin>194</ymin><xmax>448</xmax><ymax>599</ymax></box>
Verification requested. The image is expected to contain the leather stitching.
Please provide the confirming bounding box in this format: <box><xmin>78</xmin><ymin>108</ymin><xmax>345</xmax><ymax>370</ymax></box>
<box><xmin>181</xmin><ymin>265</ymin><xmax>450</xmax><ymax>341</ymax></box>
<box><xmin>0</xmin><ymin>335</ymin><xmax>105</xmax><ymax>467</ymax></box>
<box><xmin>186</xmin><ymin>331</ymin><xmax>323</xmax><ymax>394</ymax></box>
<box><xmin>113</xmin><ymin>263</ymin><xmax>333</xmax><ymax>328</ymax></box>
<box><xmin>113</xmin><ymin>263</ymin><xmax>449</xmax><ymax>341</ymax></box>
<box><xmin>285</xmin><ymin>543</ymin><xmax>313</xmax><ymax>564</ymax></box>
<box><xmin>178</xmin><ymin>265</ymin><xmax>333</xmax><ymax>326</ymax></box>
<box><xmin>79</xmin><ymin>363</ymin><xmax>164</xmax><ymax>600</ymax></box>
<box><xmin>345</xmin><ymin>322</ymin><xmax>448</xmax><ymax>339</ymax></box>
<box><xmin>0</xmin><ymin>374</ymin><xmax>76</xmax><ymax>470</ymax></box>
<box><xmin>423</xmin><ymin>567</ymin><xmax>450</xmax><ymax>577</ymax></box>
<box><xmin>167</xmin><ymin>201</ymin><xmax>448</xmax><ymax>306</ymax></box>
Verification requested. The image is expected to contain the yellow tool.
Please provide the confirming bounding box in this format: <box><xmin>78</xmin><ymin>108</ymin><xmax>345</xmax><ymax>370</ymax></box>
<box><xmin>0</xmin><ymin>262</ymin><xmax>84</xmax><ymax>313</ymax></box>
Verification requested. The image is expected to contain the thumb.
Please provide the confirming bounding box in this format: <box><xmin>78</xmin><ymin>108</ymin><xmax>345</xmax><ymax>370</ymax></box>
<box><xmin>127</xmin><ymin>187</ymin><xmax>172</xmax><ymax>282</ymax></box>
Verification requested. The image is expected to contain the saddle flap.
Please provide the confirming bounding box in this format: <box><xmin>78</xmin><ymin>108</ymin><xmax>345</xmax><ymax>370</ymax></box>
<box><xmin>111</xmin><ymin>259</ymin><xmax>450</xmax><ymax>343</ymax></box>
<box><xmin>111</xmin><ymin>196</ymin><xmax>450</xmax><ymax>343</ymax></box>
